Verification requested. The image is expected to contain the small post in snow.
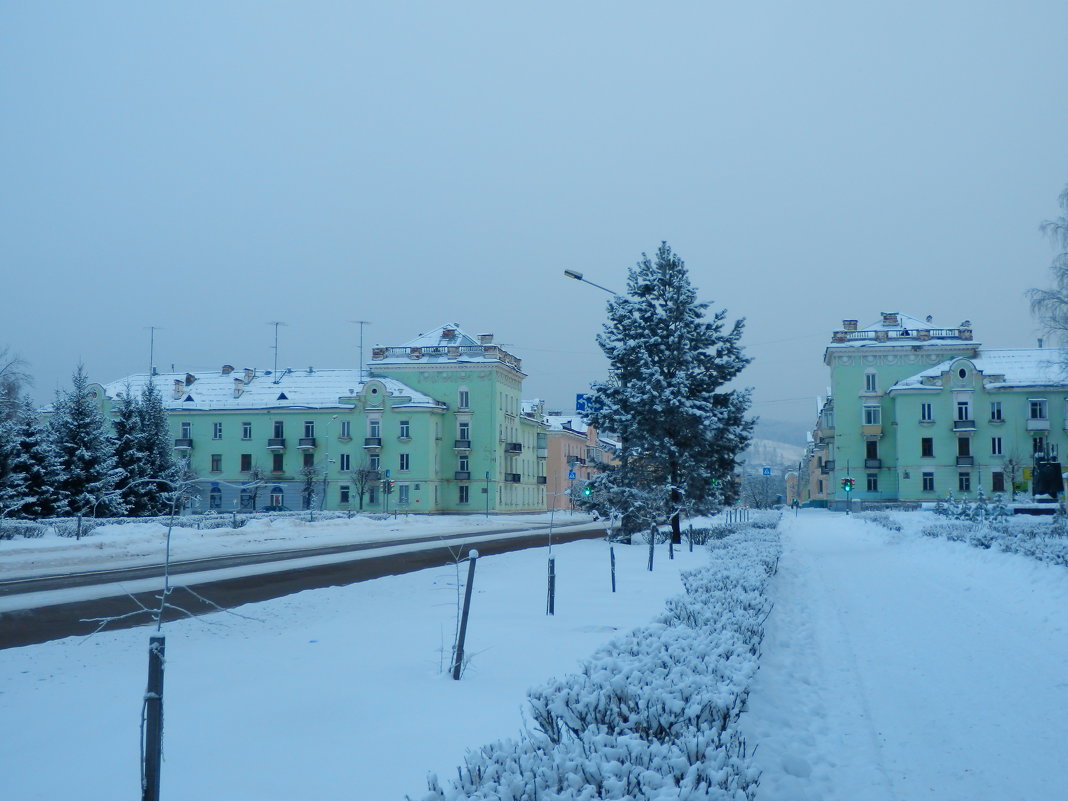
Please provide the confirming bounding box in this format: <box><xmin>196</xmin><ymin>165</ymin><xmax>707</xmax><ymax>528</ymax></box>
<box><xmin>451</xmin><ymin>549</ymin><xmax>479</xmax><ymax>680</ymax></box>
<box><xmin>688</xmin><ymin>523</ymin><xmax>694</xmax><ymax>552</ymax></box>
<box><xmin>142</xmin><ymin>634</ymin><xmax>165</xmax><ymax>801</ymax></box>
<box><xmin>610</xmin><ymin>546</ymin><xmax>616</xmax><ymax>593</ymax></box>
<box><xmin>647</xmin><ymin>526</ymin><xmax>655</xmax><ymax>572</ymax></box>
<box><xmin>546</xmin><ymin>557</ymin><xmax>556</xmax><ymax>615</ymax></box>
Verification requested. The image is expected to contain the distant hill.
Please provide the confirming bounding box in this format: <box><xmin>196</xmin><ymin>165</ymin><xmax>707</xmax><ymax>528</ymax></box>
<box><xmin>741</xmin><ymin>438</ymin><xmax>805</xmax><ymax>470</ymax></box>
<box><xmin>752</xmin><ymin>419</ymin><xmax>809</xmax><ymax>447</ymax></box>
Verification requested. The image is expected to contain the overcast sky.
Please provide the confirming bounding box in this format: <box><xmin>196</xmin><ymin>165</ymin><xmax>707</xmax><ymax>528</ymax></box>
<box><xmin>3</xmin><ymin>2</ymin><xmax>1067</xmax><ymax>428</ymax></box>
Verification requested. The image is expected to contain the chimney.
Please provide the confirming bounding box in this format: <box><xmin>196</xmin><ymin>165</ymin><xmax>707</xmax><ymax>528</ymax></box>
<box><xmin>843</xmin><ymin>320</ymin><xmax>858</xmax><ymax>332</ymax></box>
<box><xmin>442</xmin><ymin>327</ymin><xmax>457</xmax><ymax>339</ymax></box>
<box><xmin>184</xmin><ymin>373</ymin><xmax>196</xmax><ymax>386</ymax></box>
<box><xmin>875</xmin><ymin>330</ymin><xmax>889</xmax><ymax>342</ymax></box>
<box><xmin>371</xmin><ymin>347</ymin><xmax>387</xmax><ymax>361</ymax></box>
<box><xmin>881</xmin><ymin>313</ymin><xmax>899</xmax><ymax>327</ymax></box>
<box><xmin>233</xmin><ymin>378</ymin><xmax>245</xmax><ymax>397</ymax></box>
<box><xmin>173</xmin><ymin>379</ymin><xmax>183</xmax><ymax>399</ymax></box>
<box><xmin>478</xmin><ymin>333</ymin><xmax>494</xmax><ymax>345</ymax></box>
<box><xmin>221</xmin><ymin>364</ymin><xmax>234</xmax><ymax>375</ymax></box>
<box><xmin>243</xmin><ymin>367</ymin><xmax>255</xmax><ymax>383</ymax></box>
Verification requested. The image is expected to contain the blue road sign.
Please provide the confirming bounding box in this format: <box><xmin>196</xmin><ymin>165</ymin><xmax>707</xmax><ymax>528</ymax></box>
<box><xmin>762</xmin><ymin>467</ymin><xmax>772</xmax><ymax>476</ymax></box>
<box><xmin>568</xmin><ymin>470</ymin><xmax>577</xmax><ymax>480</ymax></box>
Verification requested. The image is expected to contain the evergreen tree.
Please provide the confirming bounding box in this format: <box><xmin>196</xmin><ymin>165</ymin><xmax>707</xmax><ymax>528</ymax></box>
<box><xmin>137</xmin><ymin>380</ymin><xmax>179</xmax><ymax>515</ymax></box>
<box><xmin>112</xmin><ymin>386</ymin><xmax>148</xmax><ymax>514</ymax></box>
<box><xmin>583</xmin><ymin>243</ymin><xmax>753</xmax><ymax>543</ymax></box>
<box><xmin>0</xmin><ymin>413</ymin><xmax>29</xmax><ymax>518</ymax></box>
<box><xmin>5</xmin><ymin>397</ymin><xmax>61</xmax><ymax>518</ymax></box>
<box><xmin>50</xmin><ymin>364</ymin><xmax>125</xmax><ymax>517</ymax></box>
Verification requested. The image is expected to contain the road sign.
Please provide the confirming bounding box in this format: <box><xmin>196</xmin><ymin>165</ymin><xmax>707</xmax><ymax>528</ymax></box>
<box><xmin>568</xmin><ymin>470</ymin><xmax>577</xmax><ymax>480</ymax></box>
<box><xmin>762</xmin><ymin>467</ymin><xmax>772</xmax><ymax>476</ymax></box>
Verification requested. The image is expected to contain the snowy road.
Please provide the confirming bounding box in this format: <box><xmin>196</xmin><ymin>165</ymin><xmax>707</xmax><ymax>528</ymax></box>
<box><xmin>743</xmin><ymin>510</ymin><xmax>1068</xmax><ymax>801</ymax></box>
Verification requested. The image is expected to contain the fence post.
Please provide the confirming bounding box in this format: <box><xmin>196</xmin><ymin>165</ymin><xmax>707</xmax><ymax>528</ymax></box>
<box><xmin>647</xmin><ymin>526</ymin><xmax>655</xmax><ymax>572</ymax></box>
<box><xmin>546</xmin><ymin>557</ymin><xmax>556</xmax><ymax>615</ymax></box>
<box><xmin>688</xmin><ymin>524</ymin><xmax>694</xmax><ymax>552</ymax></box>
<box><xmin>142</xmin><ymin>635</ymin><xmax>165</xmax><ymax>801</ymax></box>
<box><xmin>610</xmin><ymin>546</ymin><xmax>616</xmax><ymax>593</ymax></box>
<box><xmin>451</xmin><ymin>550</ymin><xmax>478</xmax><ymax>680</ymax></box>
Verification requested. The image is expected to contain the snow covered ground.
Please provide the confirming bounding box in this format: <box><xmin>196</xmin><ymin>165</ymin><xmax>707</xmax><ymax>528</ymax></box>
<box><xmin>0</xmin><ymin>527</ymin><xmax>696</xmax><ymax>800</ymax></box>
<box><xmin>744</xmin><ymin>509</ymin><xmax>1068</xmax><ymax>801</ymax></box>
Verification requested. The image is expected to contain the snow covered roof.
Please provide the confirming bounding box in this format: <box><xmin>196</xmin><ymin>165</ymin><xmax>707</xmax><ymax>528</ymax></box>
<box><xmin>825</xmin><ymin>312</ymin><xmax>979</xmax><ymax>354</ymax></box>
<box><xmin>101</xmin><ymin>369</ymin><xmax>445</xmax><ymax>412</ymax></box>
<box><xmin>370</xmin><ymin>323</ymin><xmax>524</xmax><ymax>374</ymax></box>
<box><xmin>890</xmin><ymin>349</ymin><xmax>1068</xmax><ymax>392</ymax></box>
<box><xmin>545</xmin><ymin>414</ymin><xmax>589</xmax><ymax>435</ymax></box>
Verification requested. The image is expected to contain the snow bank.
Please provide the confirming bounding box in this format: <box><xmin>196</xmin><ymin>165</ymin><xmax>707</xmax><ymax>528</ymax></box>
<box><xmin>412</xmin><ymin>519</ymin><xmax>782</xmax><ymax>801</ymax></box>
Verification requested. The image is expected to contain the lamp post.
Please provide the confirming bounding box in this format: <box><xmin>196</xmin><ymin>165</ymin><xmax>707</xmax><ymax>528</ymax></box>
<box><xmin>320</xmin><ymin>414</ymin><xmax>338</xmax><ymax>511</ymax></box>
<box><xmin>563</xmin><ymin>269</ymin><xmax>618</xmax><ymax>295</ymax></box>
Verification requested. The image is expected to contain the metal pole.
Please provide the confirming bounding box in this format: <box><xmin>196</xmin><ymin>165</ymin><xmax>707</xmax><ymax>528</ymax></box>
<box><xmin>142</xmin><ymin>634</ymin><xmax>165</xmax><ymax>801</ymax></box>
<box><xmin>546</xmin><ymin>557</ymin><xmax>556</xmax><ymax>615</ymax></box>
<box><xmin>451</xmin><ymin>550</ymin><xmax>478</xmax><ymax>680</ymax></box>
<box><xmin>485</xmin><ymin>471</ymin><xmax>490</xmax><ymax>518</ymax></box>
<box><xmin>610</xmin><ymin>546</ymin><xmax>616</xmax><ymax>593</ymax></box>
<box><xmin>647</xmin><ymin>526</ymin><xmax>655</xmax><ymax>572</ymax></box>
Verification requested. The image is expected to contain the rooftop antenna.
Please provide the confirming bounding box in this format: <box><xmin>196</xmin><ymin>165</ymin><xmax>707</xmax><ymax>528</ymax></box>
<box><xmin>145</xmin><ymin>326</ymin><xmax>162</xmax><ymax>376</ymax></box>
<box><xmin>267</xmin><ymin>321</ymin><xmax>287</xmax><ymax>375</ymax></box>
<box><xmin>350</xmin><ymin>320</ymin><xmax>370</xmax><ymax>379</ymax></box>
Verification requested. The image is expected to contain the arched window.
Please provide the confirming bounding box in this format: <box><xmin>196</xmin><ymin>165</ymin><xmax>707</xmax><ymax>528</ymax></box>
<box><xmin>209</xmin><ymin>486</ymin><xmax>222</xmax><ymax>510</ymax></box>
<box><xmin>240</xmin><ymin>487</ymin><xmax>253</xmax><ymax>510</ymax></box>
<box><xmin>270</xmin><ymin>485</ymin><xmax>284</xmax><ymax>507</ymax></box>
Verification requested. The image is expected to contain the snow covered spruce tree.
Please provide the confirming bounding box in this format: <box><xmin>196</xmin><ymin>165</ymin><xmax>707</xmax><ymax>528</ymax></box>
<box><xmin>583</xmin><ymin>242</ymin><xmax>753</xmax><ymax>543</ymax></box>
<box><xmin>114</xmin><ymin>381</ymin><xmax>178</xmax><ymax>516</ymax></box>
<box><xmin>3</xmin><ymin>397</ymin><xmax>61</xmax><ymax>518</ymax></box>
<box><xmin>49</xmin><ymin>364</ymin><xmax>125</xmax><ymax>517</ymax></box>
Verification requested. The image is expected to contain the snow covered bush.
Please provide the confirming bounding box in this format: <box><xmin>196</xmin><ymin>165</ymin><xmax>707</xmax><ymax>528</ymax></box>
<box><xmin>858</xmin><ymin>512</ymin><xmax>902</xmax><ymax>532</ymax></box>
<box><xmin>411</xmin><ymin>523</ymin><xmax>781</xmax><ymax>800</ymax></box>
<box><xmin>921</xmin><ymin>515</ymin><xmax>1068</xmax><ymax>567</ymax></box>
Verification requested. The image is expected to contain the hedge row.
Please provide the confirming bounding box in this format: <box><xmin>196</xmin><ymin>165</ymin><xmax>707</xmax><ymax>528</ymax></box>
<box><xmin>920</xmin><ymin>517</ymin><xmax>1068</xmax><ymax>568</ymax></box>
<box><xmin>411</xmin><ymin>520</ymin><xmax>782</xmax><ymax>801</ymax></box>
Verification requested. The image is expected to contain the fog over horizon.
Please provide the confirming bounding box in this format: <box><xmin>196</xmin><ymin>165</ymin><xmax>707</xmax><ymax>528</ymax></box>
<box><xmin>4</xmin><ymin>2</ymin><xmax>1067</xmax><ymax>431</ymax></box>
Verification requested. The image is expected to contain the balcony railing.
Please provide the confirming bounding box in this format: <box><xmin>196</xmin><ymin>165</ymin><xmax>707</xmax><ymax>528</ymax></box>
<box><xmin>454</xmin><ymin>439</ymin><xmax>471</xmax><ymax>450</ymax></box>
<box><xmin>864</xmin><ymin>458</ymin><xmax>882</xmax><ymax>469</ymax></box>
<box><xmin>953</xmin><ymin>419</ymin><xmax>976</xmax><ymax>431</ymax></box>
<box><xmin>173</xmin><ymin>438</ymin><xmax>193</xmax><ymax>450</ymax></box>
<box><xmin>1027</xmin><ymin>418</ymin><xmax>1051</xmax><ymax>431</ymax></box>
<box><xmin>363</xmin><ymin>437</ymin><xmax>382</xmax><ymax>448</ymax></box>
<box><xmin>820</xmin><ymin>460</ymin><xmax>835</xmax><ymax>474</ymax></box>
<box><xmin>536</xmin><ymin>476</ymin><xmax>547</xmax><ymax>484</ymax></box>
<box><xmin>454</xmin><ymin>471</ymin><xmax>471</xmax><ymax>481</ymax></box>
<box><xmin>504</xmin><ymin>473</ymin><xmax>521</xmax><ymax>483</ymax></box>
<box><xmin>505</xmin><ymin>442</ymin><xmax>522</xmax><ymax>454</ymax></box>
<box><xmin>267</xmin><ymin>438</ymin><xmax>286</xmax><ymax>450</ymax></box>
<box><xmin>956</xmin><ymin>455</ymin><xmax>974</xmax><ymax>466</ymax></box>
<box><xmin>298</xmin><ymin>437</ymin><xmax>317</xmax><ymax>449</ymax></box>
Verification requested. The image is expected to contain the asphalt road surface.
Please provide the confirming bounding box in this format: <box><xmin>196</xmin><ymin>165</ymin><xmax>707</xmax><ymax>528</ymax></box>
<box><xmin>0</xmin><ymin>523</ymin><xmax>607</xmax><ymax>650</ymax></box>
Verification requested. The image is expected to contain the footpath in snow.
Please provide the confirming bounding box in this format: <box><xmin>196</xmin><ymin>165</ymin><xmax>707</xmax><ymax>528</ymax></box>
<box><xmin>743</xmin><ymin>509</ymin><xmax>1068</xmax><ymax>801</ymax></box>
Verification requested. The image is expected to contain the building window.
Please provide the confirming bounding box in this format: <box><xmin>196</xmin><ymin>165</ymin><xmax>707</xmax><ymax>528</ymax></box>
<box><xmin>458</xmin><ymin>389</ymin><xmax>470</xmax><ymax>409</ymax></box>
<box><xmin>180</xmin><ymin>421</ymin><xmax>192</xmax><ymax>438</ymax></box>
<box><xmin>270</xmin><ymin>486</ymin><xmax>284</xmax><ymax>506</ymax></box>
<box><xmin>1030</xmin><ymin>399</ymin><xmax>1048</xmax><ymax>420</ymax></box>
<box><xmin>240</xmin><ymin>487</ymin><xmax>253</xmax><ymax>510</ymax></box>
<box><xmin>242</xmin><ymin>421</ymin><xmax>252</xmax><ymax>440</ymax></box>
<box><xmin>304</xmin><ymin>420</ymin><xmax>315</xmax><ymax>438</ymax></box>
<box><xmin>339</xmin><ymin>485</ymin><xmax>350</xmax><ymax>504</ymax></box>
<box><xmin>991</xmin><ymin>437</ymin><xmax>1002</xmax><ymax>456</ymax></box>
<box><xmin>303</xmin><ymin>452</ymin><xmax>314</xmax><ymax>468</ymax></box>
<box><xmin>920</xmin><ymin>402</ymin><xmax>933</xmax><ymax>422</ymax></box>
<box><xmin>1033</xmin><ymin>437</ymin><xmax>1046</xmax><ymax>457</ymax></box>
<box><xmin>992</xmin><ymin>472</ymin><xmax>1005</xmax><ymax>493</ymax></box>
<box><xmin>865</xmin><ymin>441</ymin><xmax>878</xmax><ymax>459</ymax></box>
<box><xmin>956</xmin><ymin>401</ymin><xmax>971</xmax><ymax>421</ymax></box>
<box><xmin>458</xmin><ymin>456</ymin><xmax>469</xmax><ymax>472</ymax></box>
<box><xmin>921</xmin><ymin>437</ymin><xmax>934</xmax><ymax>458</ymax></box>
<box><xmin>863</xmin><ymin>405</ymin><xmax>881</xmax><ymax>426</ymax></box>
<box><xmin>339</xmin><ymin>420</ymin><xmax>350</xmax><ymax>439</ymax></box>
<box><xmin>922</xmin><ymin>472</ymin><xmax>935</xmax><ymax>492</ymax></box>
<box><xmin>398</xmin><ymin>484</ymin><xmax>410</xmax><ymax>504</ymax></box>
<box><xmin>957</xmin><ymin>438</ymin><xmax>971</xmax><ymax>457</ymax></box>
<box><xmin>399</xmin><ymin>420</ymin><xmax>410</xmax><ymax>439</ymax></box>
<box><xmin>990</xmin><ymin>402</ymin><xmax>1002</xmax><ymax>421</ymax></box>
<box><xmin>369</xmin><ymin>419</ymin><xmax>380</xmax><ymax>438</ymax></box>
<box><xmin>866</xmin><ymin>473</ymin><xmax>878</xmax><ymax>492</ymax></box>
<box><xmin>213</xmin><ymin>422</ymin><xmax>223</xmax><ymax>440</ymax></box>
<box><xmin>864</xmin><ymin>372</ymin><xmax>877</xmax><ymax>393</ymax></box>
<box><xmin>399</xmin><ymin>453</ymin><xmax>410</xmax><ymax>471</ymax></box>
<box><xmin>369</xmin><ymin>453</ymin><xmax>380</xmax><ymax>470</ymax></box>
<box><xmin>273</xmin><ymin>420</ymin><xmax>284</xmax><ymax>438</ymax></box>
<box><xmin>272</xmin><ymin>453</ymin><xmax>284</xmax><ymax>472</ymax></box>
<box><xmin>209</xmin><ymin>486</ymin><xmax>222</xmax><ymax>509</ymax></box>
<box><xmin>368</xmin><ymin>486</ymin><xmax>378</xmax><ymax>505</ymax></box>
<box><xmin>210</xmin><ymin>454</ymin><xmax>222</xmax><ymax>472</ymax></box>
<box><xmin>1052</xmin><ymin>443</ymin><xmax>1060</xmax><ymax>459</ymax></box>
<box><xmin>458</xmin><ymin>485</ymin><xmax>469</xmax><ymax>504</ymax></box>
<box><xmin>459</xmin><ymin>421</ymin><xmax>470</xmax><ymax>440</ymax></box>
<box><xmin>959</xmin><ymin>472</ymin><xmax>971</xmax><ymax>492</ymax></box>
<box><xmin>339</xmin><ymin>453</ymin><xmax>350</xmax><ymax>471</ymax></box>
<box><xmin>240</xmin><ymin>453</ymin><xmax>252</xmax><ymax>472</ymax></box>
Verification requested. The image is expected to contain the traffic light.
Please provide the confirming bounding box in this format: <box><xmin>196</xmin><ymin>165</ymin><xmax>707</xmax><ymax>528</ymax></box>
<box><xmin>582</xmin><ymin>484</ymin><xmax>592</xmax><ymax>498</ymax></box>
<box><xmin>841</xmin><ymin>477</ymin><xmax>855</xmax><ymax>493</ymax></box>
<box><xmin>386</xmin><ymin>479</ymin><xmax>395</xmax><ymax>492</ymax></box>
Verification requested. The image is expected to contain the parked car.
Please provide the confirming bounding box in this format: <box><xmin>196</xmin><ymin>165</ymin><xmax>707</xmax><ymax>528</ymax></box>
<box><xmin>258</xmin><ymin>505</ymin><xmax>291</xmax><ymax>512</ymax></box>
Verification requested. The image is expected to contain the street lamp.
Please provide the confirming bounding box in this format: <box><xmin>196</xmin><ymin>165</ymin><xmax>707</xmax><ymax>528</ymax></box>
<box><xmin>563</xmin><ymin>269</ymin><xmax>618</xmax><ymax>295</ymax></box>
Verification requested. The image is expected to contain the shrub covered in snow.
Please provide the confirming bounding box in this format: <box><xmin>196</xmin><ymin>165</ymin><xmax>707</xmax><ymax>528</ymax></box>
<box><xmin>411</xmin><ymin>522</ymin><xmax>781</xmax><ymax>800</ymax></box>
<box><xmin>921</xmin><ymin>515</ymin><xmax>1068</xmax><ymax>567</ymax></box>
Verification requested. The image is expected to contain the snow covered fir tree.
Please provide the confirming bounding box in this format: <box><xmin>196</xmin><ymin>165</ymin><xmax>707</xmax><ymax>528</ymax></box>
<box><xmin>582</xmin><ymin>242</ymin><xmax>754</xmax><ymax>543</ymax></box>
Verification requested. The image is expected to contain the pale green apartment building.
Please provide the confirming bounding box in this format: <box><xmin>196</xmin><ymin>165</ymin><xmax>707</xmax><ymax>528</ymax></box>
<box><xmin>95</xmin><ymin>324</ymin><xmax>548</xmax><ymax>513</ymax></box>
<box><xmin>817</xmin><ymin>313</ymin><xmax>1068</xmax><ymax>507</ymax></box>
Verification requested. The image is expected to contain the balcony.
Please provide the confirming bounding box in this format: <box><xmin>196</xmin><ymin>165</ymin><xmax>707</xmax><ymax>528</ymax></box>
<box><xmin>173</xmin><ymin>438</ymin><xmax>193</xmax><ymax>450</ymax></box>
<box><xmin>298</xmin><ymin>437</ymin><xmax>317</xmax><ymax>449</ymax></box>
<box><xmin>363</xmin><ymin>437</ymin><xmax>382</xmax><ymax>448</ymax></box>
<box><xmin>267</xmin><ymin>438</ymin><xmax>286</xmax><ymax>450</ymax></box>
<box><xmin>454</xmin><ymin>439</ymin><xmax>471</xmax><ymax>450</ymax></box>
<box><xmin>454</xmin><ymin>471</ymin><xmax>471</xmax><ymax>481</ymax></box>
<box><xmin>864</xmin><ymin>458</ymin><xmax>882</xmax><ymax>469</ymax></box>
<box><xmin>952</xmin><ymin>419</ymin><xmax>976</xmax><ymax>431</ymax></box>
<box><xmin>537</xmin><ymin>476</ymin><xmax>547</xmax><ymax>484</ymax></box>
<box><xmin>504</xmin><ymin>473</ymin><xmax>521</xmax><ymax>483</ymax></box>
<box><xmin>1027</xmin><ymin>418</ymin><xmax>1050</xmax><ymax>431</ymax></box>
<box><xmin>861</xmin><ymin>424</ymin><xmax>882</xmax><ymax>438</ymax></box>
<box><xmin>820</xmin><ymin>460</ymin><xmax>835</xmax><ymax>474</ymax></box>
<box><xmin>536</xmin><ymin>447</ymin><xmax>548</xmax><ymax>459</ymax></box>
<box><xmin>505</xmin><ymin>442</ymin><xmax>522</xmax><ymax>454</ymax></box>
<box><xmin>956</xmin><ymin>456</ymin><xmax>974</xmax><ymax>467</ymax></box>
